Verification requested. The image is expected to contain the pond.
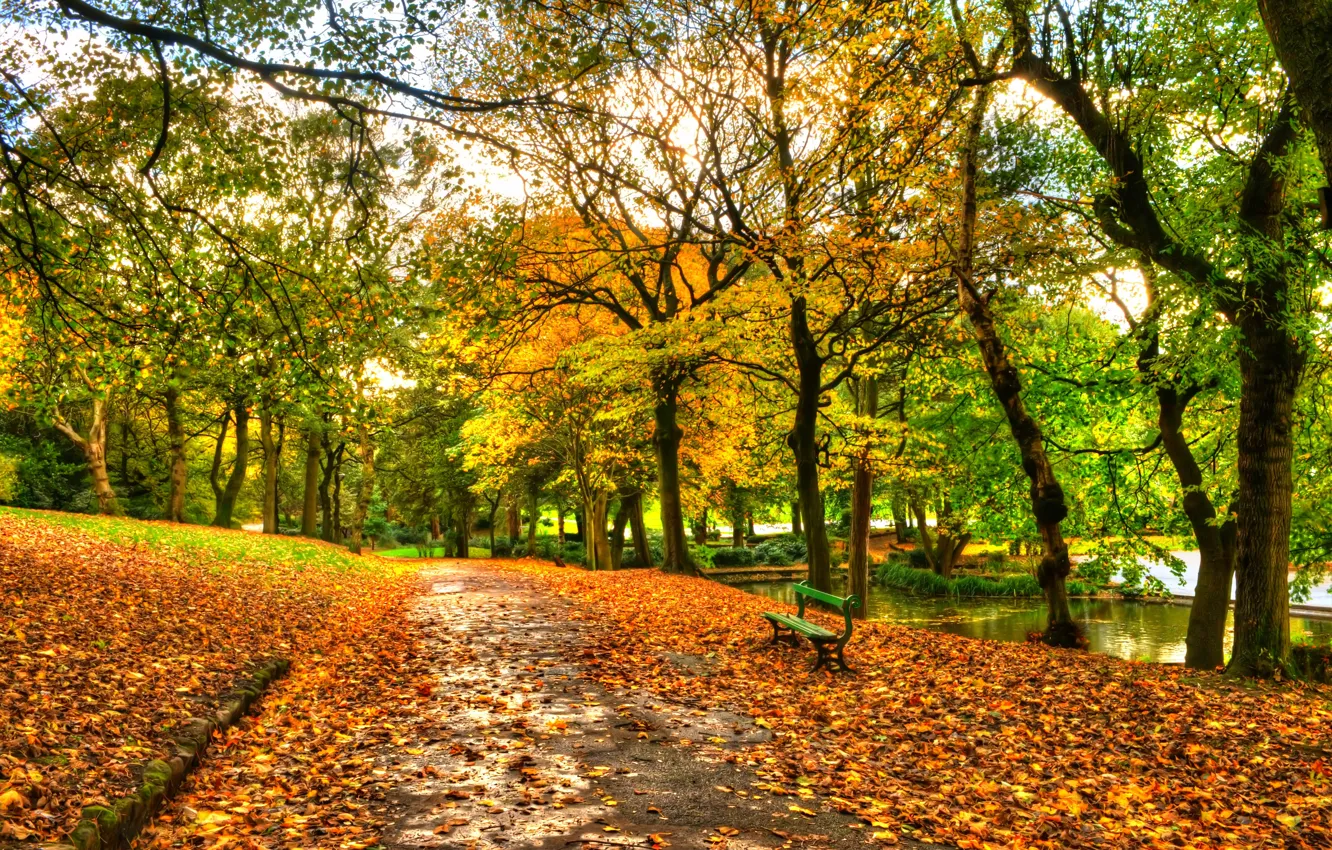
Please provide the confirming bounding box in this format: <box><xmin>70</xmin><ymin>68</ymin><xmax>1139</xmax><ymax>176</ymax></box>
<box><xmin>733</xmin><ymin>578</ymin><xmax>1332</xmax><ymax>664</ymax></box>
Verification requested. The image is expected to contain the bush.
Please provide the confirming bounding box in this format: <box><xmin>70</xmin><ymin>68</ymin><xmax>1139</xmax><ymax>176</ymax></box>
<box><xmin>711</xmin><ymin>547</ymin><xmax>756</xmax><ymax>567</ymax></box>
<box><xmin>759</xmin><ymin>533</ymin><xmax>807</xmax><ymax>563</ymax></box>
<box><xmin>492</xmin><ymin>539</ymin><xmax>513</xmax><ymax>557</ymax></box>
<box><xmin>907</xmin><ymin>548</ymin><xmax>930</xmax><ymax>569</ymax></box>
<box><xmin>876</xmin><ymin>561</ymin><xmax>1047</xmax><ymax>598</ymax></box>
<box><xmin>986</xmin><ymin>550</ymin><xmax>1007</xmax><ymax>567</ymax></box>
<box><xmin>752</xmin><ymin>540</ymin><xmax>793</xmax><ymax>566</ymax></box>
<box><xmin>396</xmin><ymin>526</ymin><xmax>427</xmax><ymax>546</ymax></box>
<box><xmin>0</xmin><ymin>453</ymin><xmax>18</xmax><ymax>503</ymax></box>
<box><xmin>690</xmin><ymin>545</ymin><xmax>716</xmax><ymax>568</ymax></box>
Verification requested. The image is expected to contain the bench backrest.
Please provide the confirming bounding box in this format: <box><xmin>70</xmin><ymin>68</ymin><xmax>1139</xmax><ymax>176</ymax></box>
<box><xmin>794</xmin><ymin>581</ymin><xmax>861</xmax><ymax>640</ymax></box>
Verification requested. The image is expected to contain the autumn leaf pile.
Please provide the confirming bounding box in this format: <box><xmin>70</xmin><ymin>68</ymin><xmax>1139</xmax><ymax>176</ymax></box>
<box><xmin>509</xmin><ymin>562</ymin><xmax>1332</xmax><ymax>849</ymax></box>
<box><xmin>0</xmin><ymin>508</ymin><xmax>418</xmax><ymax>844</ymax></box>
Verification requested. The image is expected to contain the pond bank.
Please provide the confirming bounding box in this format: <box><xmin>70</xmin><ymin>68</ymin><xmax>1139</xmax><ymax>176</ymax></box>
<box><xmin>733</xmin><ymin>577</ymin><xmax>1332</xmax><ymax>664</ymax></box>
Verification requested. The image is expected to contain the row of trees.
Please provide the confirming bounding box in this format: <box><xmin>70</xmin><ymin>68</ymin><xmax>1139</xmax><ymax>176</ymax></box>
<box><xmin>2</xmin><ymin>0</ymin><xmax>1331</xmax><ymax>677</ymax></box>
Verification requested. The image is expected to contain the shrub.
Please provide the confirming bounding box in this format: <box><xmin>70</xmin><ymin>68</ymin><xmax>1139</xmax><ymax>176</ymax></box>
<box><xmin>0</xmin><ymin>453</ymin><xmax>19</xmax><ymax>503</ymax></box>
<box><xmin>690</xmin><ymin>545</ymin><xmax>716</xmax><ymax>568</ymax></box>
<box><xmin>876</xmin><ymin>562</ymin><xmax>1047</xmax><ymax>598</ymax></box>
<box><xmin>907</xmin><ymin>548</ymin><xmax>930</xmax><ymax>569</ymax></box>
<box><xmin>492</xmin><ymin>539</ymin><xmax>514</xmax><ymax>557</ymax></box>
<box><xmin>752</xmin><ymin>540</ymin><xmax>793</xmax><ymax>566</ymax></box>
<box><xmin>986</xmin><ymin>550</ymin><xmax>1007</xmax><ymax>567</ymax></box>
<box><xmin>711</xmin><ymin>547</ymin><xmax>756</xmax><ymax>567</ymax></box>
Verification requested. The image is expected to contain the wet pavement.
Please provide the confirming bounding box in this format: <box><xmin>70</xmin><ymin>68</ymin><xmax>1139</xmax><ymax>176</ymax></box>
<box><xmin>378</xmin><ymin>564</ymin><xmax>908</xmax><ymax>850</ymax></box>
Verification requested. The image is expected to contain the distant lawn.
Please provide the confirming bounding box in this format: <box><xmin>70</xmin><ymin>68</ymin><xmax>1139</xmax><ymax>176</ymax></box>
<box><xmin>0</xmin><ymin>507</ymin><xmax>410</xmax><ymax>577</ymax></box>
<box><xmin>376</xmin><ymin>545</ymin><xmax>492</xmax><ymax>559</ymax></box>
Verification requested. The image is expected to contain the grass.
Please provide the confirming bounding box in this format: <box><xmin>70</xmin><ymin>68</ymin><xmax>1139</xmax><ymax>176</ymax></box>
<box><xmin>376</xmin><ymin>545</ymin><xmax>493</xmax><ymax>559</ymax></box>
<box><xmin>876</xmin><ymin>561</ymin><xmax>1100</xmax><ymax>598</ymax></box>
<box><xmin>0</xmin><ymin>506</ymin><xmax>409</xmax><ymax>577</ymax></box>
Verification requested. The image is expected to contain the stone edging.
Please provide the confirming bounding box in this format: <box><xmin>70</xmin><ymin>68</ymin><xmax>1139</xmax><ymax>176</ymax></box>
<box><xmin>17</xmin><ymin>657</ymin><xmax>290</xmax><ymax>850</ymax></box>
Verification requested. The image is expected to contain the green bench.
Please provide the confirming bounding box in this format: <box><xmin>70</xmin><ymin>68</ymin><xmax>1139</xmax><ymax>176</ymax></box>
<box><xmin>762</xmin><ymin>581</ymin><xmax>860</xmax><ymax>672</ymax></box>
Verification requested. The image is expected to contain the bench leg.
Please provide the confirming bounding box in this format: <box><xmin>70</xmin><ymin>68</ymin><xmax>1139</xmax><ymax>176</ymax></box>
<box><xmin>811</xmin><ymin>642</ymin><xmax>829</xmax><ymax>672</ymax></box>
<box><xmin>835</xmin><ymin>643</ymin><xmax>852</xmax><ymax>673</ymax></box>
<box><xmin>768</xmin><ymin>619</ymin><xmax>782</xmax><ymax>646</ymax></box>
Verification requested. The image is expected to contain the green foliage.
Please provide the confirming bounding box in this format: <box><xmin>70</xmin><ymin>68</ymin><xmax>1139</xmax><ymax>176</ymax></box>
<box><xmin>876</xmin><ymin>561</ymin><xmax>1100</xmax><ymax>599</ymax></box>
<box><xmin>711</xmin><ymin>547</ymin><xmax>755</xmax><ymax>567</ymax></box>
<box><xmin>0</xmin><ymin>452</ymin><xmax>18</xmax><ymax>502</ymax></box>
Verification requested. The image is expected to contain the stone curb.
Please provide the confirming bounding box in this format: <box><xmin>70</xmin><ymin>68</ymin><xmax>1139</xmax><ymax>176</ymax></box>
<box><xmin>10</xmin><ymin>657</ymin><xmax>290</xmax><ymax>850</ymax></box>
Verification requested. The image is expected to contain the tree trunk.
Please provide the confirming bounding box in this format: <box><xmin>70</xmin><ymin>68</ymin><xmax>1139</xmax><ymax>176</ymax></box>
<box><xmin>506</xmin><ymin>492</ymin><xmax>522</xmax><ymax>540</ymax></box>
<box><xmin>488</xmin><ymin>501</ymin><xmax>499</xmax><ymax>555</ymax></box>
<box><xmin>319</xmin><ymin>437</ymin><xmax>338</xmax><ymax>542</ymax></box>
<box><xmin>212</xmin><ymin>400</ymin><xmax>249</xmax><ymax>529</ymax></box>
<box><xmin>586</xmin><ymin>492</ymin><xmax>612</xmax><ymax>570</ymax></box>
<box><xmin>209</xmin><ymin>411</ymin><xmax>229</xmax><ymax>514</ymax></box>
<box><xmin>527</xmin><ymin>486</ymin><xmax>539</xmax><ymax>555</ymax></box>
<box><xmin>611</xmin><ymin>495</ymin><xmax>631</xmax><ymax>570</ymax></box>
<box><xmin>301</xmin><ymin>427</ymin><xmax>320</xmax><ymax>537</ymax></box>
<box><xmin>260</xmin><ymin>403</ymin><xmax>278</xmax><ymax>535</ymax></box>
<box><xmin>954</xmin><ymin>86</ymin><xmax>1079</xmax><ymax>646</ymax></box>
<box><xmin>628</xmin><ymin>491</ymin><xmax>652</xmax><ymax>567</ymax></box>
<box><xmin>790</xmin><ymin>499</ymin><xmax>802</xmax><ymax>535</ymax></box>
<box><xmin>912</xmin><ymin>499</ymin><xmax>970</xmax><ymax>580</ymax></box>
<box><xmin>653</xmin><ymin>375</ymin><xmax>698</xmax><ymax>574</ymax></box>
<box><xmin>891</xmin><ymin>494</ymin><xmax>907</xmax><ymax>543</ymax></box>
<box><xmin>693</xmin><ymin>508</ymin><xmax>708</xmax><ymax>545</ymax></box>
<box><xmin>1228</xmin><ymin>326</ymin><xmax>1300</xmax><ymax>676</ymax></box>
<box><xmin>456</xmin><ymin>499</ymin><xmax>472</xmax><ymax>558</ymax></box>
<box><xmin>431</xmin><ymin>515</ymin><xmax>442</xmax><ymax>541</ymax></box>
<box><xmin>789</xmin><ymin>296</ymin><xmax>833</xmax><ymax>593</ymax></box>
<box><xmin>347</xmin><ymin>423</ymin><xmax>374</xmax><ymax>555</ymax></box>
<box><xmin>731</xmin><ymin>504</ymin><xmax>746</xmax><ymax>548</ymax></box>
<box><xmin>848</xmin><ymin>377</ymin><xmax>878</xmax><ymax>618</ymax></box>
<box><xmin>55</xmin><ymin>394</ymin><xmax>119</xmax><ymax>515</ymax></box>
<box><xmin>165</xmin><ymin>383</ymin><xmax>187</xmax><ymax>522</ymax></box>
<box><xmin>1256</xmin><ymin>0</ymin><xmax>1332</xmax><ymax>226</ymax></box>
<box><xmin>332</xmin><ymin>452</ymin><xmax>343</xmax><ymax>544</ymax></box>
<box><xmin>557</xmin><ymin>505</ymin><xmax>566</xmax><ymax>545</ymax></box>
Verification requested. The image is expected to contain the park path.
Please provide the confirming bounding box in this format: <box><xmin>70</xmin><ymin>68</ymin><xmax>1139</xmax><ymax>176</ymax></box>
<box><xmin>377</xmin><ymin>562</ymin><xmax>901</xmax><ymax>850</ymax></box>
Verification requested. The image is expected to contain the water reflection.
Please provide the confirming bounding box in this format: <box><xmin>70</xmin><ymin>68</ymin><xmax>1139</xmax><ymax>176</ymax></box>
<box><xmin>734</xmin><ymin>579</ymin><xmax>1332</xmax><ymax>664</ymax></box>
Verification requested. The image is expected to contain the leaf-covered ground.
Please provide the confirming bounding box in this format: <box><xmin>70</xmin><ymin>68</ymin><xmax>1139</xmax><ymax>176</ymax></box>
<box><xmin>0</xmin><ymin>508</ymin><xmax>417</xmax><ymax>844</ymax></box>
<box><xmin>504</xmin><ymin>562</ymin><xmax>1332</xmax><ymax>849</ymax></box>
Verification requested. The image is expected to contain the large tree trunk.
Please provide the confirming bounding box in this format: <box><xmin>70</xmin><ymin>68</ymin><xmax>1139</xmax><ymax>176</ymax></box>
<box><xmin>54</xmin><ymin>394</ymin><xmax>119</xmax><ymax>516</ymax></box>
<box><xmin>347</xmin><ymin>423</ymin><xmax>375</xmax><ymax>555</ymax></box>
<box><xmin>790</xmin><ymin>499</ymin><xmax>802</xmax><ymax>535</ymax></box>
<box><xmin>652</xmin><ymin>374</ymin><xmax>698</xmax><ymax>575</ymax></box>
<box><xmin>848</xmin><ymin>377</ymin><xmax>879</xmax><ymax>618</ymax></box>
<box><xmin>260</xmin><ymin>403</ymin><xmax>279</xmax><ymax>535</ymax></box>
<box><xmin>301</xmin><ymin>427</ymin><xmax>320</xmax><ymax>537</ymax></box>
<box><xmin>164</xmin><ymin>383</ymin><xmax>187</xmax><ymax>523</ymax></box>
<box><xmin>212</xmin><ymin>399</ymin><xmax>249</xmax><ymax>529</ymax></box>
<box><xmin>1229</xmin><ymin>326</ymin><xmax>1300</xmax><ymax>676</ymax></box>
<box><xmin>1256</xmin><ymin>0</ymin><xmax>1332</xmax><ymax>227</ymax></box>
<box><xmin>692</xmin><ymin>508</ymin><xmax>708</xmax><ymax>545</ymax></box>
<box><xmin>789</xmin><ymin>296</ymin><xmax>833</xmax><ymax>593</ymax></box>
<box><xmin>954</xmin><ymin>86</ymin><xmax>1079</xmax><ymax>646</ymax></box>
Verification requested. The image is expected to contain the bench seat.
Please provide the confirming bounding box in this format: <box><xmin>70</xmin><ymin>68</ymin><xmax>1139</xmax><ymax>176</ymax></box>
<box><xmin>762</xmin><ymin>611</ymin><xmax>836</xmax><ymax>640</ymax></box>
